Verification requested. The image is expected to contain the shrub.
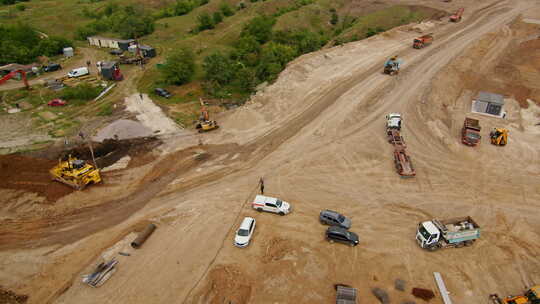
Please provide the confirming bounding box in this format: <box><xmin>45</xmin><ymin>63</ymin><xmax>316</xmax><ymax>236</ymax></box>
<box><xmin>202</xmin><ymin>52</ymin><xmax>237</xmax><ymax>85</ymax></box>
<box><xmin>238</xmin><ymin>2</ymin><xmax>246</xmax><ymax>9</ymax></box>
<box><xmin>197</xmin><ymin>12</ymin><xmax>215</xmax><ymax>31</ymax></box>
<box><xmin>161</xmin><ymin>48</ymin><xmax>196</xmax><ymax>85</ymax></box>
<box><xmin>212</xmin><ymin>11</ymin><xmax>223</xmax><ymax>25</ymax></box>
<box><xmin>219</xmin><ymin>2</ymin><xmax>234</xmax><ymax>17</ymax></box>
<box><xmin>174</xmin><ymin>0</ymin><xmax>195</xmax><ymax>15</ymax></box>
<box><xmin>15</xmin><ymin>4</ymin><xmax>25</xmax><ymax>11</ymax></box>
<box><xmin>241</xmin><ymin>15</ymin><xmax>275</xmax><ymax>43</ymax></box>
<box><xmin>330</xmin><ymin>12</ymin><xmax>338</xmax><ymax>25</ymax></box>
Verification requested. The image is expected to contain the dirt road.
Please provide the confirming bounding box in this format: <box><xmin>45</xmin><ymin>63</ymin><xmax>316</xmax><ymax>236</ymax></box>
<box><xmin>1</xmin><ymin>0</ymin><xmax>540</xmax><ymax>303</ymax></box>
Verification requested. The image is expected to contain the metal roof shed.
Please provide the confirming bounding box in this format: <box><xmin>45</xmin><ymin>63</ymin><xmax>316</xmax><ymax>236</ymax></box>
<box><xmin>472</xmin><ymin>91</ymin><xmax>505</xmax><ymax>117</ymax></box>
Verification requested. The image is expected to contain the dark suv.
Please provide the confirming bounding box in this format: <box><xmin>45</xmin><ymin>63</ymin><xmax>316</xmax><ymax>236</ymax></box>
<box><xmin>319</xmin><ymin>210</ymin><xmax>351</xmax><ymax>229</ymax></box>
<box><xmin>43</xmin><ymin>63</ymin><xmax>62</xmax><ymax>72</ymax></box>
<box><xmin>155</xmin><ymin>88</ymin><xmax>172</xmax><ymax>98</ymax></box>
<box><xmin>325</xmin><ymin>226</ymin><xmax>359</xmax><ymax>247</ymax></box>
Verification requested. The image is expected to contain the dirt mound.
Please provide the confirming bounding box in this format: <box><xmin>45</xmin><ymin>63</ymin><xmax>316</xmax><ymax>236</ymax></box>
<box><xmin>193</xmin><ymin>264</ymin><xmax>252</xmax><ymax>304</ymax></box>
<box><xmin>0</xmin><ymin>155</ymin><xmax>74</xmax><ymax>202</ymax></box>
<box><xmin>0</xmin><ymin>287</ymin><xmax>28</xmax><ymax>304</ymax></box>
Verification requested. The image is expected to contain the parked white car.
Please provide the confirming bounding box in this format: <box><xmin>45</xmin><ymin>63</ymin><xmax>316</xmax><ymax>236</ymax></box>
<box><xmin>68</xmin><ymin>67</ymin><xmax>89</xmax><ymax>78</ymax></box>
<box><xmin>234</xmin><ymin>217</ymin><xmax>256</xmax><ymax>248</ymax></box>
<box><xmin>252</xmin><ymin>195</ymin><xmax>291</xmax><ymax>215</ymax></box>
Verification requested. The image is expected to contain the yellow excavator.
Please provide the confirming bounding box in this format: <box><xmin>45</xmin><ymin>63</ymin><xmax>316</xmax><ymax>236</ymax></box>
<box><xmin>490</xmin><ymin>128</ymin><xmax>509</xmax><ymax>146</ymax></box>
<box><xmin>490</xmin><ymin>285</ymin><xmax>540</xmax><ymax>304</ymax></box>
<box><xmin>195</xmin><ymin>99</ymin><xmax>219</xmax><ymax>133</ymax></box>
<box><xmin>50</xmin><ymin>155</ymin><xmax>102</xmax><ymax>190</ymax></box>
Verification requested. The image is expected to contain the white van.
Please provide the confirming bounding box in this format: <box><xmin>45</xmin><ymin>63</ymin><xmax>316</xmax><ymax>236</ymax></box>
<box><xmin>252</xmin><ymin>195</ymin><xmax>291</xmax><ymax>215</ymax></box>
<box><xmin>67</xmin><ymin>67</ymin><xmax>89</xmax><ymax>78</ymax></box>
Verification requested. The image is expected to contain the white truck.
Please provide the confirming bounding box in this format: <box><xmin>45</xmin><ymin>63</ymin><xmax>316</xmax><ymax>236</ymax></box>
<box><xmin>416</xmin><ymin>216</ymin><xmax>480</xmax><ymax>251</ymax></box>
<box><xmin>252</xmin><ymin>195</ymin><xmax>291</xmax><ymax>216</ymax></box>
<box><xmin>68</xmin><ymin>67</ymin><xmax>89</xmax><ymax>78</ymax></box>
<box><xmin>386</xmin><ymin>113</ymin><xmax>402</xmax><ymax>130</ymax></box>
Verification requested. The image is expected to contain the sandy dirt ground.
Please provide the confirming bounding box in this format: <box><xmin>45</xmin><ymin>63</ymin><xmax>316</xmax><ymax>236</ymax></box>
<box><xmin>1</xmin><ymin>0</ymin><xmax>540</xmax><ymax>304</ymax></box>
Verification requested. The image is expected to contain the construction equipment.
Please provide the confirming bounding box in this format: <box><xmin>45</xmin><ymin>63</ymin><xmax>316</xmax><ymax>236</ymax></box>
<box><xmin>196</xmin><ymin>99</ymin><xmax>219</xmax><ymax>133</ymax></box>
<box><xmin>450</xmin><ymin>8</ymin><xmax>464</xmax><ymax>22</ymax></box>
<box><xmin>384</xmin><ymin>56</ymin><xmax>401</xmax><ymax>75</ymax></box>
<box><xmin>490</xmin><ymin>286</ymin><xmax>540</xmax><ymax>304</ymax></box>
<box><xmin>413</xmin><ymin>34</ymin><xmax>434</xmax><ymax>49</ymax></box>
<box><xmin>0</xmin><ymin>69</ymin><xmax>29</xmax><ymax>89</ymax></box>
<box><xmin>416</xmin><ymin>216</ymin><xmax>480</xmax><ymax>251</ymax></box>
<box><xmin>490</xmin><ymin>128</ymin><xmax>508</xmax><ymax>146</ymax></box>
<box><xmin>49</xmin><ymin>155</ymin><xmax>102</xmax><ymax>190</ymax></box>
<box><xmin>335</xmin><ymin>284</ymin><xmax>357</xmax><ymax>304</ymax></box>
<box><xmin>386</xmin><ymin>113</ymin><xmax>415</xmax><ymax>177</ymax></box>
<box><xmin>461</xmin><ymin>117</ymin><xmax>481</xmax><ymax>146</ymax></box>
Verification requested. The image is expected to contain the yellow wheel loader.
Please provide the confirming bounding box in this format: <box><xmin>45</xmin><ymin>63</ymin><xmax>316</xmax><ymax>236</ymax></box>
<box><xmin>490</xmin><ymin>285</ymin><xmax>540</xmax><ymax>304</ymax></box>
<box><xmin>50</xmin><ymin>155</ymin><xmax>102</xmax><ymax>190</ymax></box>
<box><xmin>490</xmin><ymin>128</ymin><xmax>509</xmax><ymax>146</ymax></box>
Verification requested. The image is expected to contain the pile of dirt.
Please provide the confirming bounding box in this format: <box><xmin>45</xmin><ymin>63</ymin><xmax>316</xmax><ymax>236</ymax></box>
<box><xmin>0</xmin><ymin>287</ymin><xmax>28</xmax><ymax>304</ymax></box>
<box><xmin>193</xmin><ymin>265</ymin><xmax>252</xmax><ymax>304</ymax></box>
<box><xmin>0</xmin><ymin>155</ymin><xmax>74</xmax><ymax>202</ymax></box>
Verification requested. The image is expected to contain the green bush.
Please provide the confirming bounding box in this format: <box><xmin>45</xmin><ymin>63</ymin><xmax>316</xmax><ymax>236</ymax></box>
<box><xmin>202</xmin><ymin>52</ymin><xmax>237</xmax><ymax>85</ymax></box>
<box><xmin>241</xmin><ymin>15</ymin><xmax>275</xmax><ymax>43</ymax></box>
<box><xmin>174</xmin><ymin>0</ymin><xmax>195</xmax><ymax>16</ymax></box>
<box><xmin>219</xmin><ymin>2</ymin><xmax>234</xmax><ymax>17</ymax></box>
<box><xmin>366</xmin><ymin>26</ymin><xmax>385</xmax><ymax>37</ymax></box>
<box><xmin>60</xmin><ymin>84</ymin><xmax>101</xmax><ymax>102</ymax></box>
<box><xmin>97</xmin><ymin>103</ymin><xmax>113</xmax><ymax>116</ymax></box>
<box><xmin>15</xmin><ymin>4</ymin><xmax>25</xmax><ymax>11</ymax></box>
<box><xmin>197</xmin><ymin>12</ymin><xmax>215</xmax><ymax>31</ymax></box>
<box><xmin>330</xmin><ymin>12</ymin><xmax>338</xmax><ymax>25</ymax></box>
<box><xmin>161</xmin><ymin>48</ymin><xmax>196</xmax><ymax>85</ymax></box>
<box><xmin>212</xmin><ymin>11</ymin><xmax>223</xmax><ymax>25</ymax></box>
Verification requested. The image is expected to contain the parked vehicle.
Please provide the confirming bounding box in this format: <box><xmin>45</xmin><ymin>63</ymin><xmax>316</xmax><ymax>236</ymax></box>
<box><xmin>252</xmin><ymin>195</ymin><xmax>291</xmax><ymax>215</ymax></box>
<box><xmin>416</xmin><ymin>216</ymin><xmax>480</xmax><ymax>251</ymax></box>
<box><xmin>234</xmin><ymin>217</ymin><xmax>256</xmax><ymax>248</ymax></box>
<box><xmin>450</xmin><ymin>8</ymin><xmax>464</xmax><ymax>22</ymax></box>
<box><xmin>461</xmin><ymin>117</ymin><xmax>481</xmax><ymax>146</ymax></box>
<box><xmin>110</xmin><ymin>49</ymin><xmax>124</xmax><ymax>56</ymax></box>
<box><xmin>47</xmin><ymin>99</ymin><xmax>67</xmax><ymax>106</ymax></box>
<box><xmin>326</xmin><ymin>226</ymin><xmax>359</xmax><ymax>247</ymax></box>
<box><xmin>67</xmin><ymin>67</ymin><xmax>89</xmax><ymax>78</ymax></box>
<box><xmin>319</xmin><ymin>210</ymin><xmax>351</xmax><ymax>229</ymax></box>
<box><xmin>155</xmin><ymin>88</ymin><xmax>172</xmax><ymax>98</ymax></box>
<box><xmin>43</xmin><ymin>63</ymin><xmax>62</xmax><ymax>72</ymax></box>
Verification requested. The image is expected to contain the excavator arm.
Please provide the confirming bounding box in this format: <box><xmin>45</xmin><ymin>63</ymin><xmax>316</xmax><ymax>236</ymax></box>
<box><xmin>0</xmin><ymin>69</ymin><xmax>29</xmax><ymax>89</ymax></box>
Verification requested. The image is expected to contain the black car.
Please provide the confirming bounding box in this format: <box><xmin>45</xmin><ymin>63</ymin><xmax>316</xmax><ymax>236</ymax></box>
<box><xmin>319</xmin><ymin>210</ymin><xmax>351</xmax><ymax>229</ymax></box>
<box><xmin>325</xmin><ymin>226</ymin><xmax>359</xmax><ymax>247</ymax></box>
<box><xmin>43</xmin><ymin>63</ymin><xmax>62</xmax><ymax>72</ymax></box>
<box><xmin>110</xmin><ymin>49</ymin><xmax>124</xmax><ymax>56</ymax></box>
<box><xmin>155</xmin><ymin>88</ymin><xmax>172</xmax><ymax>98</ymax></box>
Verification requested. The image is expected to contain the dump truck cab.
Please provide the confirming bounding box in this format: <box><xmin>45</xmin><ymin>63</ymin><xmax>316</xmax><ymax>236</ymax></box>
<box><xmin>386</xmin><ymin>113</ymin><xmax>402</xmax><ymax>130</ymax></box>
<box><xmin>416</xmin><ymin>221</ymin><xmax>440</xmax><ymax>249</ymax></box>
<box><xmin>384</xmin><ymin>57</ymin><xmax>401</xmax><ymax>75</ymax></box>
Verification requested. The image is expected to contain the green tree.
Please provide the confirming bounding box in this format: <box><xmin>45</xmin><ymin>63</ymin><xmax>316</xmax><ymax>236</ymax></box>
<box><xmin>212</xmin><ymin>11</ymin><xmax>223</xmax><ymax>25</ymax></box>
<box><xmin>219</xmin><ymin>2</ymin><xmax>234</xmax><ymax>17</ymax></box>
<box><xmin>256</xmin><ymin>42</ymin><xmax>295</xmax><ymax>81</ymax></box>
<box><xmin>161</xmin><ymin>48</ymin><xmax>196</xmax><ymax>85</ymax></box>
<box><xmin>241</xmin><ymin>15</ymin><xmax>275</xmax><ymax>43</ymax></box>
<box><xmin>330</xmin><ymin>12</ymin><xmax>338</xmax><ymax>25</ymax></box>
<box><xmin>174</xmin><ymin>0</ymin><xmax>194</xmax><ymax>15</ymax></box>
<box><xmin>197</xmin><ymin>12</ymin><xmax>215</xmax><ymax>31</ymax></box>
<box><xmin>202</xmin><ymin>52</ymin><xmax>237</xmax><ymax>85</ymax></box>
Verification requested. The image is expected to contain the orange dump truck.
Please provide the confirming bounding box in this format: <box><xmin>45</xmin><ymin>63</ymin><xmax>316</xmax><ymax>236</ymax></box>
<box><xmin>450</xmin><ymin>8</ymin><xmax>464</xmax><ymax>22</ymax></box>
<box><xmin>413</xmin><ymin>34</ymin><xmax>433</xmax><ymax>49</ymax></box>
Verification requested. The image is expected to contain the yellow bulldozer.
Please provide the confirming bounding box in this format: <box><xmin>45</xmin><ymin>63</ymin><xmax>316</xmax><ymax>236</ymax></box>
<box><xmin>490</xmin><ymin>285</ymin><xmax>540</xmax><ymax>304</ymax></box>
<box><xmin>50</xmin><ymin>155</ymin><xmax>102</xmax><ymax>190</ymax></box>
<box><xmin>490</xmin><ymin>128</ymin><xmax>509</xmax><ymax>146</ymax></box>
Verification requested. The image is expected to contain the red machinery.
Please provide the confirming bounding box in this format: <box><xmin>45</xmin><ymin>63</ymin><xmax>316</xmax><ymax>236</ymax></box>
<box><xmin>413</xmin><ymin>34</ymin><xmax>433</xmax><ymax>49</ymax></box>
<box><xmin>450</xmin><ymin>8</ymin><xmax>464</xmax><ymax>22</ymax></box>
<box><xmin>387</xmin><ymin>125</ymin><xmax>416</xmax><ymax>177</ymax></box>
<box><xmin>0</xmin><ymin>70</ymin><xmax>29</xmax><ymax>89</ymax></box>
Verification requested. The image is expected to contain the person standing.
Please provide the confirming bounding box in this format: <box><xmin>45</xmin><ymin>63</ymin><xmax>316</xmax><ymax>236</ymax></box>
<box><xmin>259</xmin><ymin>177</ymin><xmax>264</xmax><ymax>195</ymax></box>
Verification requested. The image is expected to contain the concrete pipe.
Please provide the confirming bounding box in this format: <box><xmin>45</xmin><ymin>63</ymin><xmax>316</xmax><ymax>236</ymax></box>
<box><xmin>131</xmin><ymin>223</ymin><xmax>156</xmax><ymax>249</ymax></box>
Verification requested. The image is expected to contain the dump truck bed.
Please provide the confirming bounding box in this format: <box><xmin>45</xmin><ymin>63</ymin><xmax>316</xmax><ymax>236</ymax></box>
<box><xmin>464</xmin><ymin>118</ymin><xmax>481</xmax><ymax>131</ymax></box>
<box><xmin>435</xmin><ymin>216</ymin><xmax>480</xmax><ymax>243</ymax></box>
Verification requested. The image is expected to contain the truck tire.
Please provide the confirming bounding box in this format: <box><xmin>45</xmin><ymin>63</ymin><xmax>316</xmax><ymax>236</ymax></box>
<box><xmin>329</xmin><ymin>239</ymin><xmax>334</xmax><ymax>243</ymax></box>
<box><xmin>279</xmin><ymin>211</ymin><xmax>285</xmax><ymax>216</ymax></box>
<box><xmin>464</xmin><ymin>240</ymin><xmax>473</xmax><ymax>246</ymax></box>
<box><xmin>456</xmin><ymin>242</ymin><xmax>465</xmax><ymax>248</ymax></box>
<box><xmin>428</xmin><ymin>244</ymin><xmax>441</xmax><ymax>251</ymax></box>
<box><xmin>257</xmin><ymin>208</ymin><xmax>263</xmax><ymax>212</ymax></box>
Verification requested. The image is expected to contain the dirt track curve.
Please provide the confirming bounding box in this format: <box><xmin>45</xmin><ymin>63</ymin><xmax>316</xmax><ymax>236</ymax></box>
<box><xmin>1</xmin><ymin>0</ymin><xmax>540</xmax><ymax>303</ymax></box>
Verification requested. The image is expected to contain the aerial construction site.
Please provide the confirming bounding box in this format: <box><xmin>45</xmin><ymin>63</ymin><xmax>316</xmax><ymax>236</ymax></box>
<box><xmin>1</xmin><ymin>0</ymin><xmax>540</xmax><ymax>303</ymax></box>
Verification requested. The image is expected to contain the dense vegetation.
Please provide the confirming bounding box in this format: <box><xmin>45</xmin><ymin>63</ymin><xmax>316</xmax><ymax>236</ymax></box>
<box><xmin>0</xmin><ymin>0</ymin><xmax>29</xmax><ymax>5</ymax></box>
<box><xmin>0</xmin><ymin>24</ymin><xmax>72</xmax><ymax>65</ymax></box>
<box><xmin>76</xmin><ymin>4</ymin><xmax>155</xmax><ymax>40</ymax></box>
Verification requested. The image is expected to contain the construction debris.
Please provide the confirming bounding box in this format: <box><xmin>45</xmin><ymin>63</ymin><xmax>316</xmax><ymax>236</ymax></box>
<box><xmin>434</xmin><ymin>272</ymin><xmax>453</xmax><ymax>304</ymax></box>
<box><xmin>131</xmin><ymin>223</ymin><xmax>156</xmax><ymax>248</ymax></box>
<box><xmin>335</xmin><ymin>284</ymin><xmax>357</xmax><ymax>304</ymax></box>
<box><xmin>395</xmin><ymin>279</ymin><xmax>406</xmax><ymax>291</ymax></box>
<box><xmin>82</xmin><ymin>259</ymin><xmax>118</xmax><ymax>287</ymax></box>
<box><xmin>372</xmin><ymin>287</ymin><xmax>390</xmax><ymax>304</ymax></box>
<box><xmin>412</xmin><ymin>288</ymin><xmax>435</xmax><ymax>301</ymax></box>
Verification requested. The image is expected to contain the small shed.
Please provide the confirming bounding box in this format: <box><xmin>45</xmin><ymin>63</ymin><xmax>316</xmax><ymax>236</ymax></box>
<box><xmin>100</xmin><ymin>61</ymin><xmax>122</xmax><ymax>81</ymax></box>
<box><xmin>87</xmin><ymin>36</ymin><xmax>135</xmax><ymax>51</ymax></box>
<box><xmin>471</xmin><ymin>91</ymin><xmax>505</xmax><ymax>117</ymax></box>
<box><xmin>139</xmin><ymin>45</ymin><xmax>156</xmax><ymax>58</ymax></box>
<box><xmin>63</xmin><ymin>47</ymin><xmax>74</xmax><ymax>57</ymax></box>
